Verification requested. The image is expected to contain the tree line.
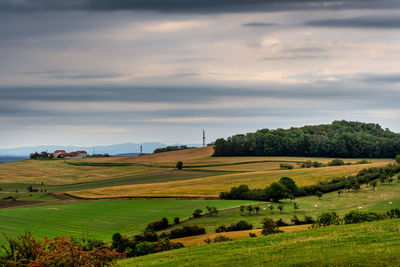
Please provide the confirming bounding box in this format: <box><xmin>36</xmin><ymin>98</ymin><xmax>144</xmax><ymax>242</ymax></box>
<box><xmin>213</xmin><ymin>120</ymin><xmax>400</xmax><ymax>158</ymax></box>
<box><xmin>220</xmin><ymin>163</ymin><xmax>400</xmax><ymax>201</ymax></box>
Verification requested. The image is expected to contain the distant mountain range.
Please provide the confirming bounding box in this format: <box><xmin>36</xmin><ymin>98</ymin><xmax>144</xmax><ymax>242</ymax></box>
<box><xmin>0</xmin><ymin>143</ymin><xmax>202</xmax><ymax>157</ymax></box>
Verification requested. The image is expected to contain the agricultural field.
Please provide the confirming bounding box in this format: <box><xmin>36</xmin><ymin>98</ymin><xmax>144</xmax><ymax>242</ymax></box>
<box><xmin>0</xmin><ymin>199</ymin><xmax>257</xmax><ymax>245</ymax></box>
<box><xmin>67</xmin><ymin>160</ymin><xmax>391</xmax><ymax>198</ymax></box>
<box><xmin>164</xmin><ymin>181</ymin><xmax>400</xmax><ymax>233</ymax></box>
<box><xmin>120</xmin><ymin>219</ymin><xmax>400</xmax><ymax>267</ymax></box>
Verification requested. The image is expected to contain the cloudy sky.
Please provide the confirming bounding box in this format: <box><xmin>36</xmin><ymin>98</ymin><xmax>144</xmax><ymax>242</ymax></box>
<box><xmin>1</xmin><ymin>0</ymin><xmax>400</xmax><ymax>148</ymax></box>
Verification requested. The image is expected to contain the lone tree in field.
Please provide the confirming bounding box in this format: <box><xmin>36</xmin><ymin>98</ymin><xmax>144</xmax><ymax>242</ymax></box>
<box><xmin>337</xmin><ymin>190</ymin><xmax>343</xmax><ymax>197</ymax></box>
<box><xmin>293</xmin><ymin>202</ymin><xmax>300</xmax><ymax>213</ymax></box>
<box><xmin>176</xmin><ymin>161</ymin><xmax>183</xmax><ymax>170</ymax></box>
<box><xmin>278</xmin><ymin>204</ymin><xmax>284</xmax><ymax>214</ymax></box>
<box><xmin>371</xmin><ymin>180</ymin><xmax>377</xmax><ymax>190</ymax></box>
<box><xmin>192</xmin><ymin>209</ymin><xmax>203</xmax><ymax>218</ymax></box>
<box><xmin>246</xmin><ymin>205</ymin><xmax>254</xmax><ymax>215</ymax></box>
<box><xmin>269</xmin><ymin>204</ymin><xmax>275</xmax><ymax>214</ymax></box>
<box><xmin>240</xmin><ymin>205</ymin><xmax>245</xmax><ymax>216</ymax></box>
<box><xmin>174</xmin><ymin>217</ymin><xmax>180</xmax><ymax>225</ymax></box>
<box><xmin>316</xmin><ymin>191</ymin><xmax>323</xmax><ymax>200</ymax></box>
<box><xmin>261</xmin><ymin>218</ymin><xmax>281</xmax><ymax>235</ymax></box>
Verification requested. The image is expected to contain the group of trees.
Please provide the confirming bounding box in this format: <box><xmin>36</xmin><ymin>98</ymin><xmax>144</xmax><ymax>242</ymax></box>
<box><xmin>215</xmin><ymin>220</ymin><xmax>253</xmax><ymax>233</ymax></box>
<box><xmin>111</xmin><ymin>232</ymin><xmax>183</xmax><ymax>258</ymax></box>
<box><xmin>29</xmin><ymin>151</ymin><xmax>53</xmax><ymax>159</ymax></box>
<box><xmin>153</xmin><ymin>145</ymin><xmax>193</xmax><ymax>153</ymax></box>
<box><xmin>312</xmin><ymin>209</ymin><xmax>400</xmax><ymax>228</ymax></box>
<box><xmin>213</xmin><ymin>121</ymin><xmax>400</xmax><ymax>158</ymax></box>
<box><xmin>220</xmin><ymin>163</ymin><xmax>400</xmax><ymax>201</ymax></box>
<box><xmin>220</xmin><ymin>177</ymin><xmax>298</xmax><ymax>202</ymax></box>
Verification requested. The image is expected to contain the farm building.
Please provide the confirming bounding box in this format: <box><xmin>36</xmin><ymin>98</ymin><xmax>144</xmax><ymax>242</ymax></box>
<box><xmin>50</xmin><ymin>150</ymin><xmax>88</xmax><ymax>158</ymax></box>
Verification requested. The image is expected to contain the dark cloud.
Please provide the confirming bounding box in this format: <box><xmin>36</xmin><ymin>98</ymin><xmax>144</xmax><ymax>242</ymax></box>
<box><xmin>242</xmin><ymin>22</ymin><xmax>276</xmax><ymax>27</ymax></box>
<box><xmin>305</xmin><ymin>16</ymin><xmax>400</xmax><ymax>29</ymax></box>
<box><xmin>356</xmin><ymin>73</ymin><xmax>400</xmax><ymax>83</ymax></box>
<box><xmin>1</xmin><ymin>0</ymin><xmax>399</xmax><ymax>13</ymax></box>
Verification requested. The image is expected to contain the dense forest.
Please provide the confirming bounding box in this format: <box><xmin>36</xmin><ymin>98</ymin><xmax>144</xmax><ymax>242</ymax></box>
<box><xmin>213</xmin><ymin>121</ymin><xmax>400</xmax><ymax>158</ymax></box>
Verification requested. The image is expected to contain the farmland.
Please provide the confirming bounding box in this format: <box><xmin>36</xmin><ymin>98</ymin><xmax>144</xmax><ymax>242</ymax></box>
<box><xmin>120</xmin><ymin>219</ymin><xmax>400</xmax><ymax>267</ymax></box>
<box><xmin>0</xmin><ymin>146</ymin><xmax>399</xmax><ymax>266</ymax></box>
<box><xmin>0</xmin><ymin>199</ymin><xmax>256</xmax><ymax>244</ymax></box>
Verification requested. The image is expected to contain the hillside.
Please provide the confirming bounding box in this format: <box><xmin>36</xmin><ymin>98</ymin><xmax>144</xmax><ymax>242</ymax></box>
<box><xmin>214</xmin><ymin>120</ymin><xmax>400</xmax><ymax>158</ymax></box>
<box><xmin>120</xmin><ymin>219</ymin><xmax>400</xmax><ymax>266</ymax></box>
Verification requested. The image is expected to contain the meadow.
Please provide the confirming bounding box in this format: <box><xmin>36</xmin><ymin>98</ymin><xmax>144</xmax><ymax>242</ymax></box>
<box><xmin>164</xmin><ymin>181</ymin><xmax>400</xmax><ymax>234</ymax></box>
<box><xmin>120</xmin><ymin>219</ymin><xmax>400</xmax><ymax>267</ymax></box>
<box><xmin>0</xmin><ymin>199</ymin><xmax>256</xmax><ymax>244</ymax></box>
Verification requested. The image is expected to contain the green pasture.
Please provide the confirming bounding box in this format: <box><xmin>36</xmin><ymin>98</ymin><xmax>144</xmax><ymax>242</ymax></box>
<box><xmin>121</xmin><ymin>219</ymin><xmax>400</xmax><ymax>266</ymax></box>
<box><xmin>0</xmin><ymin>199</ymin><xmax>256</xmax><ymax>244</ymax></box>
<box><xmin>165</xmin><ymin>181</ymin><xmax>400</xmax><ymax>233</ymax></box>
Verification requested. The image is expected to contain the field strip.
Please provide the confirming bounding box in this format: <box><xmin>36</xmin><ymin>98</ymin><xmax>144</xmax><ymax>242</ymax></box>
<box><xmin>171</xmin><ymin>224</ymin><xmax>311</xmax><ymax>247</ymax></box>
<box><xmin>67</xmin><ymin>162</ymin><xmax>389</xmax><ymax>198</ymax></box>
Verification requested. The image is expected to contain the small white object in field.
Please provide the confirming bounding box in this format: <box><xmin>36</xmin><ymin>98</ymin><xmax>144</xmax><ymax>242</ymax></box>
<box><xmin>358</xmin><ymin>206</ymin><xmax>362</xmax><ymax>210</ymax></box>
<box><xmin>389</xmin><ymin>202</ymin><xmax>393</xmax><ymax>204</ymax></box>
<box><xmin>268</xmin><ymin>204</ymin><xmax>271</xmax><ymax>207</ymax></box>
<box><xmin>314</xmin><ymin>204</ymin><xmax>318</xmax><ymax>208</ymax></box>
<box><xmin>263</xmin><ymin>208</ymin><xmax>266</xmax><ymax>210</ymax></box>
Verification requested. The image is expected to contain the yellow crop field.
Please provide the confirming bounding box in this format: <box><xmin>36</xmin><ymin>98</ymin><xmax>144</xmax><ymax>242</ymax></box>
<box><xmin>0</xmin><ymin>159</ymin><xmax>163</xmax><ymax>185</ymax></box>
<box><xmin>172</xmin><ymin>224</ymin><xmax>310</xmax><ymax>247</ymax></box>
<box><xmin>68</xmin><ymin>161</ymin><xmax>391</xmax><ymax>198</ymax></box>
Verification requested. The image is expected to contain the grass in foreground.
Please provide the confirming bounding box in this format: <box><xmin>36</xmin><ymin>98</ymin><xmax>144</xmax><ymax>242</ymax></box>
<box><xmin>120</xmin><ymin>219</ymin><xmax>400</xmax><ymax>267</ymax></box>
<box><xmin>0</xmin><ymin>200</ymin><xmax>256</xmax><ymax>244</ymax></box>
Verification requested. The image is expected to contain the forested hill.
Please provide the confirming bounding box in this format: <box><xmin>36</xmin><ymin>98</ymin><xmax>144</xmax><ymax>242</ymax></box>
<box><xmin>213</xmin><ymin>121</ymin><xmax>400</xmax><ymax>158</ymax></box>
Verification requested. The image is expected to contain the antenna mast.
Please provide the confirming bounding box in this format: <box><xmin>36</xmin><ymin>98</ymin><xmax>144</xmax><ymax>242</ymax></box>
<box><xmin>203</xmin><ymin>130</ymin><xmax>206</xmax><ymax>147</ymax></box>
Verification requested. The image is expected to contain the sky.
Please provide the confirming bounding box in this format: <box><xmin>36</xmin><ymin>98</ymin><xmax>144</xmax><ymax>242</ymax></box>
<box><xmin>1</xmin><ymin>0</ymin><xmax>400</xmax><ymax>148</ymax></box>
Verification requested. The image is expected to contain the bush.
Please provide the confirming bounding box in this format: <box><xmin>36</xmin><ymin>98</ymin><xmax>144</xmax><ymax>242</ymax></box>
<box><xmin>276</xmin><ymin>218</ymin><xmax>289</xmax><ymax>227</ymax></box>
<box><xmin>213</xmin><ymin>235</ymin><xmax>232</xmax><ymax>243</ymax></box>
<box><xmin>249</xmin><ymin>233</ymin><xmax>257</xmax><ymax>238</ymax></box>
<box><xmin>176</xmin><ymin>161</ymin><xmax>183</xmax><ymax>170</ymax></box>
<box><xmin>216</xmin><ymin>220</ymin><xmax>253</xmax><ymax>233</ymax></box>
<box><xmin>328</xmin><ymin>159</ymin><xmax>345</xmax><ymax>166</ymax></box>
<box><xmin>261</xmin><ymin>218</ymin><xmax>282</xmax><ymax>235</ymax></box>
<box><xmin>192</xmin><ymin>209</ymin><xmax>203</xmax><ymax>218</ymax></box>
<box><xmin>343</xmin><ymin>210</ymin><xmax>383</xmax><ymax>224</ymax></box>
<box><xmin>174</xmin><ymin>217</ymin><xmax>180</xmax><ymax>225</ymax></box>
<box><xmin>146</xmin><ymin>217</ymin><xmax>169</xmax><ymax>231</ymax></box>
<box><xmin>280</xmin><ymin>163</ymin><xmax>293</xmax><ymax>170</ymax></box>
<box><xmin>169</xmin><ymin>225</ymin><xmax>206</xmax><ymax>239</ymax></box>
<box><xmin>313</xmin><ymin>212</ymin><xmax>341</xmax><ymax>228</ymax></box>
<box><xmin>387</xmin><ymin>208</ymin><xmax>400</xmax><ymax>218</ymax></box>
<box><xmin>0</xmin><ymin>232</ymin><xmax>123</xmax><ymax>266</ymax></box>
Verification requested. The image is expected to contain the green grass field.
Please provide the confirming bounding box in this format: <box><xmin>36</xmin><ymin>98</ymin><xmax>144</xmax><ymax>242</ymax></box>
<box><xmin>0</xmin><ymin>199</ymin><xmax>256</xmax><ymax>244</ymax></box>
<box><xmin>120</xmin><ymin>219</ymin><xmax>400</xmax><ymax>267</ymax></box>
<box><xmin>164</xmin><ymin>182</ymin><xmax>400</xmax><ymax>233</ymax></box>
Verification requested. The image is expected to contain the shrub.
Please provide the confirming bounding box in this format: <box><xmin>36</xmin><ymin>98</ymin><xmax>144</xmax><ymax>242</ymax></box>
<box><xmin>0</xmin><ymin>232</ymin><xmax>123</xmax><ymax>266</ymax></box>
<box><xmin>280</xmin><ymin>163</ymin><xmax>293</xmax><ymax>170</ymax></box>
<box><xmin>249</xmin><ymin>233</ymin><xmax>257</xmax><ymax>238</ymax></box>
<box><xmin>261</xmin><ymin>218</ymin><xmax>282</xmax><ymax>235</ymax></box>
<box><xmin>213</xmin><ymin>235</ymin><xmax>232</xmax><ymax>243</ymax></box>
<box><xmin>169</xmin><ymin>225</ymin><xmax>206</xmax><ymax>239</ymax></box>
<box><xmin>216</xmin><ymin>220</ymin><xmax>253</xmax><ymax>233</ymax></box>
<box><xmin>174</xmin><ymin>217</ymin><xmax>180</xmax><ymax>225</ymax></box>
<box><xmin>328</xmin><ymin>159</ymin><xmax>345</xmax><ymax>166</ymax></box>
<box><xmin>192</xmin><ymin>209</ymin><xmax>203</xmax><ymax>218</ymax></box>
<box><xmin>313</xmin><ymin>212</ymin><xmax>341</xmax><ymax>228</ymax></box>
<box><xmin>343</xmin><ymin>210</ymin><xmax>383</xmax><ymax>224</ymax></box>
<box><xmin>387</xmin><ymin>208</ymin><xmax>400</xmax><ymax>218</ymax></box>
<box><xmin>176</xmin><ymin>161</ymin><xmax>183</xmax><ymax>170</ymax></box>
<box><xmin>215</xmin><ymin>225</ymin><xmax>227</xmax><ymax>233</ymax></box>
<box><xmin>276</xmin><ymin>218</ymin><xmax>289</xmax><ymax>227</ymax></box>
<box><xmin>146</xmin><ymin>217</ymin><xmax>169</xmax><ymax>231</ymax></box>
